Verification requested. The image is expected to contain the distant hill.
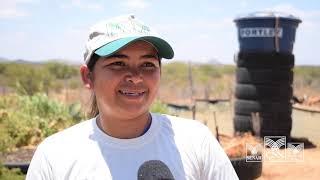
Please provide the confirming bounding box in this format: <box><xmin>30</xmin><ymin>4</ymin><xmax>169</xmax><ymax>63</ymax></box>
<box><xmin>0</xmin><ymin>57</ymin><xmax>9</xmax><ymax>62</ymax></box>
<box><xmin>12</xmin><ymin>59</ymin><xmax>42</xmax><ymax>65</ymax></box>
<box><xmin>45</xmin><ymin>59</ymin><xmax>82</xmax><ymax>65</ymax></box>
<box><xmin>0</xmin><ymin>57</ymin><xmax>80</xmax><ymax>65</ymax></box>
<box><xmin>0</xmin><ymin>57</ymin><xmax>40</xmax><ymax>65</ymax></box>
<box><xmin>191</xmin><ymin>58</ymin><xmax>222</xmax><ymax>65</ymax></box>
<box><xmin>205</xmin><ymin>58</ymin><xmax>222</xmax><ymax>65</ymax></box>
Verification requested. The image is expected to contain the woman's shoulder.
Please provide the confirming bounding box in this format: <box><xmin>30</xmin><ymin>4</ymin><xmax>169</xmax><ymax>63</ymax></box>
<box><xmin>153</xmin><ymin>113</ymin><xmax>207</xmax><ymax>129</ymax></box>
<box><xmin>152</xmin><ymin>113</ymin><xmax>212</xmax><ymax>140</ymax></box>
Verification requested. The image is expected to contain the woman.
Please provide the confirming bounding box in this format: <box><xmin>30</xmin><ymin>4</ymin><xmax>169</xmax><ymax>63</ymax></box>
<box><xmin>26</xmin><ymin>15</ymin><xmax>238</xmax><ymax>180</ymax></box>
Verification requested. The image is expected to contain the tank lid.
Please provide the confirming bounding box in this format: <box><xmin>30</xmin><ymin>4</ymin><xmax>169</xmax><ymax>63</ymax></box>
<box><xmin>234</xmin><ymin>11</ymin><xmax>302</xmax><ymax>23</ymax></box>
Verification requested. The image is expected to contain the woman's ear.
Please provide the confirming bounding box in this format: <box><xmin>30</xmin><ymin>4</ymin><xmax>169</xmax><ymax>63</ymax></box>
<box><xmin>80</xmin><ymin>65</ymin><xmax>93</xmax><ymax>89</ymax></box>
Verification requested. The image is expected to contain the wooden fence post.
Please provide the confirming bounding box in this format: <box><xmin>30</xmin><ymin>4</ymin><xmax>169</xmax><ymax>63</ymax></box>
<box><xmin>213</xmin><ymin>111</ymin><xmax>220</xmax><ymax>142</ymax></box>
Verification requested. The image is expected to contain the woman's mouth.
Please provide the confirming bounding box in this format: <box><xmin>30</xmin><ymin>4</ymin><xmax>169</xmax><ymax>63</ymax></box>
<box><xmin>118</xmin><ymin>90</ymin><xmax>146</xmax><ymax>97</ymax></box>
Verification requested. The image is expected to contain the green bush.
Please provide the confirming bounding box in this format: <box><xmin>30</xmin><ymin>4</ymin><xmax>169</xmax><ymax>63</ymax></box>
<box><xmin>0</xmin><ymin>94</ymin><xmax>86</xmax><ymax>152</ymax></box>
<box><xmin>45</xmin><ymin>62</ymin><xmax>78</xmax><ymax>79</ymax></box>
<box><xmin>294</xmin><ymin>66</ymin><xmax>320</xmax><ymax>91</ymax></box>
<box><xmin>161</xmin><ymin>62</ymin><xmax>189</xmax><ymax>86</ymax></box>
<box><xmin>0</xmin><ymin>125</ymin><xmax>12</xmax><ymax>153</ymax></box>
<box><xmin>160</xmin><ymin>62</ymin><xmax>235</xmax><ymax>99</ymax></box>
<box><xmin>150</xmin><ymin>100</ymin><xmax>169</xmax><ymax>114</ymax></box>
<box><xmin>0</xmin><ymin>163</ymin><xmax>25</xmax><ymax>180</ymax></box>
<box><xmin>2</xmin><ymin>63</ymin><xmax>53</xmax><ymax>95</ymax></box>
<box><xmin>0</xmin><ymin>62</ymin><xmax>79</xmax><ymax>95</ymax></box>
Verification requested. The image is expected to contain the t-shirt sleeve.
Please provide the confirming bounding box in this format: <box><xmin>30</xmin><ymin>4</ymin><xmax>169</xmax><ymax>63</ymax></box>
<box><xmin>200</xmin><ymin>127</ymin><xmax>239</xmax><ymax>180</ymax></box>
<box><xmin>26</xmin><ymin>143</ymin><xmax>53</xmax><ymax>180</ymax></box>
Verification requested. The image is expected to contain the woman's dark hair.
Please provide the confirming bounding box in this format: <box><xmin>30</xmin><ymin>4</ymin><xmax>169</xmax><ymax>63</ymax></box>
<box><xmin>87</xmin><ymin>52</ymin><xmax>162</xmax><ymax>118</ymax></box>
<box><xmin>88</xmin><ymin>53</ymin><xmax>100</xmax><ymax>118</ymax></box>
<box><xmin>88</xmin><ymin>53</ymin><xmax>100</xmax><ymax>72</ymax></box>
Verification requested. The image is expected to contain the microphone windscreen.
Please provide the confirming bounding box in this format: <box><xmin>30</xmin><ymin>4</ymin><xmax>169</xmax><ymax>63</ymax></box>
<box><xmin>137</xmin><ymin>160</ymin><xmax>175</xmax><ymax>180</ymax></box>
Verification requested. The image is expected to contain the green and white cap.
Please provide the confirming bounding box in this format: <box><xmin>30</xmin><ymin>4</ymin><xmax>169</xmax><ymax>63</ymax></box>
<box><xmin>84</xmin><ymin>15</ymin><xmax>174</xmax><ymax>64</ymax></box>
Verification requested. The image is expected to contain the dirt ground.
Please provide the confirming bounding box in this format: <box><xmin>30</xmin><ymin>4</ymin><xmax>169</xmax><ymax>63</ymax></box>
<box><xmin>258</xmin><ymin>148</ymin><xmax>320</xmax><ymax>180</ymax></box>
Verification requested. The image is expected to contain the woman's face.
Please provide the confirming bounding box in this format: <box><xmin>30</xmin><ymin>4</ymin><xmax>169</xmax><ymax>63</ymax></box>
<box><xmin>91</xmin><ymin>40</ymin><xmax>161</xmax><ymax>119</ymax></box>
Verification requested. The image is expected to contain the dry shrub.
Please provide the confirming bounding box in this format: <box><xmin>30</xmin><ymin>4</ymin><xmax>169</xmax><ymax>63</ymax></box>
<box><xmin>220</xmin><ymin>133</ymin><xmax>262</xmax><ymax>158</ymax></box>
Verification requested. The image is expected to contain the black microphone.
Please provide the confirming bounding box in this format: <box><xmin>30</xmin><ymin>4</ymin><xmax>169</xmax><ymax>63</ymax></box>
<box><xmin>137</xmin><ymin>160</ymin><xmax>175</xmax><ymax>180</ymax></box>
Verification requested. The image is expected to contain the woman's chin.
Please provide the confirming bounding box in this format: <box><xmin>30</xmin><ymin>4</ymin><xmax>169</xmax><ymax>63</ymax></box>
<box><xmin>120</xmin><ymin>105</ymin><xmax>149</xmax><ymax>116</ymax></box>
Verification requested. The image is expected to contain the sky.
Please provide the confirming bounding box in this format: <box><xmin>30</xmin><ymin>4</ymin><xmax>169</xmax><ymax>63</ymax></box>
<box><xmin>1</xmin><ymin>0</ymin><xmax>320</xmax><ymax>65</ymax></box>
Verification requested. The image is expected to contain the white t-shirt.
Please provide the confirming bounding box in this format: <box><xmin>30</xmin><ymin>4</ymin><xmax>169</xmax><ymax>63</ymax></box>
<box><xmin>26</xmin><ymin>113</ymin><xmax>238</xmax><ymax>180</ymax></box>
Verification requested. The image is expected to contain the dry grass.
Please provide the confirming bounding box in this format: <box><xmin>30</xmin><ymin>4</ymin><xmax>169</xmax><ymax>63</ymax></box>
<box><xmin>48</xmin><ymin>87</ymin><xmax>92</xmax><ymax>113</ymax></box>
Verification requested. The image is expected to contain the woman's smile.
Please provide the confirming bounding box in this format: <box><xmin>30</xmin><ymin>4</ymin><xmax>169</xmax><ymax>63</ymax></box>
<box><xmin>118</xmin><ymin>89</ymin><xmax>147</xmax><ymax>99</ymax></box>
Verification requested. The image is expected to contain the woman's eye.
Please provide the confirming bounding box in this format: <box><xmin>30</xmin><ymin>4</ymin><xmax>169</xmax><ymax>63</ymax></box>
<box><xmin>142</xmin><ymin>62</ymin><xmax>156</xmax><ymax>68</ymax></box>
<box><xmin>111</xmin><ymin>61</ymin><xmax>125</xmax><ymax>66</ymax></box>
<box><xmin>105</xmin><ymin>61</ymin><xmax>126</xmax><ymax>70</ymax></box>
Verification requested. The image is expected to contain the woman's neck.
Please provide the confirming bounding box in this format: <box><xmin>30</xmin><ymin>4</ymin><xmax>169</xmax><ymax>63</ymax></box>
<box><xmin>97</xmin><ymin>112</ymin><xmax>151</xmax><ymax>139</ymax></box>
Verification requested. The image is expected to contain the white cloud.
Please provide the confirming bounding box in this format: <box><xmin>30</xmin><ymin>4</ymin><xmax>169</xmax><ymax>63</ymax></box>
<box><xmin>121</xmin><ymin>0</ymin><xmax>149</xmax><ymax>10</ymax></box>
<box><xmin>61</xmin><ymin>0</ymin><xmax>104</xmax><ymax>11</ymax></box>
<box><xmin>0</xmin><ymin>0</ymin><xmax>34</xmax><ymax>18</ymax></box>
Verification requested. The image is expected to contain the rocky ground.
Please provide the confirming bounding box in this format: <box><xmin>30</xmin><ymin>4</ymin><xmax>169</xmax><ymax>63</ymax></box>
<box><xmin>0</xmin><ymin>146</ymin><xmax>35</xmax><ymax>163</ymax></box>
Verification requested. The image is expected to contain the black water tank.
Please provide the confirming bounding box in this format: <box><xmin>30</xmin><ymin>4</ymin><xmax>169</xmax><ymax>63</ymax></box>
<box><xmin>233</xmin><ymin>12</ymin><xmax>301</xmax><ymax>139</ymax></box>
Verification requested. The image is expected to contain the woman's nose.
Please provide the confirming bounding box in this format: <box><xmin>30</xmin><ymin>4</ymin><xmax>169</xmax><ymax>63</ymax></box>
<box><xmin>125</xmin><ymin>68</ymin><xmax>143</xmax><ymax>84</ymax></box>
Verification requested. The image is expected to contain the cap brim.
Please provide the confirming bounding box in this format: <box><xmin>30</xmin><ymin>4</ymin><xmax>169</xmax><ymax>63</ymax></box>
<box><xmin>94</xmin><ymin>36</ymin><xmax>174</xmax><ymax>59</ymax></box>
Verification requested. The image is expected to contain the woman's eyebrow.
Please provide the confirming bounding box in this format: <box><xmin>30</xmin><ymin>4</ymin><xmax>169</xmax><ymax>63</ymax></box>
<box><xmin>106</xmin><ymin>54</ymin><xmax>128</xmax><ymax>59</ymax></box>
<box><xmin>142</xmin><ymin>54</ymin><xmax>159</xmax><ymax>59</ymax></box>
<box><xmin>102</xmin><ymin>53</ymin><xmax>159</xmax><ymax>61</ymax></box>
